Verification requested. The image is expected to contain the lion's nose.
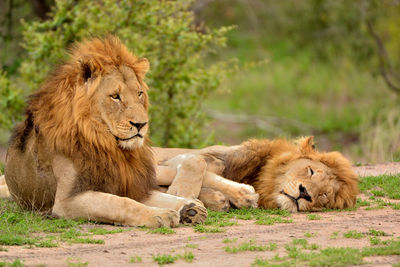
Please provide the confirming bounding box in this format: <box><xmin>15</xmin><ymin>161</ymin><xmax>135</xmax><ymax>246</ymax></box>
<box><xmin>298</xmin><ymin>184</ymin><xmax>312</xmax><ymax>202</ymax></box>
<box><xmin>129</xmin><ymin>121</ymin><xmax>147</xmax><ymax>131</ymax></box>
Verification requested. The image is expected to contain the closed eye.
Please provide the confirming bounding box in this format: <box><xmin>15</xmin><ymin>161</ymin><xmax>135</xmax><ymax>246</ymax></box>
<box><xmin>308</xmin><ymin>167</ymin><xmax>314</xmax><ymax>176</ymax></box>
<box><xmin>138</xmin><ymin>91</ymin><xmax>144</xmax><ymax>97</ymax></box>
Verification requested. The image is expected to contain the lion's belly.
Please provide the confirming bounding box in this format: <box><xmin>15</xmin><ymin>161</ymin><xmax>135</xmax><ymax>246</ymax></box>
<box><xmin>5</xmin><ymin>137</ymin><xmax>57</xmax><ymax>213</ymax></box>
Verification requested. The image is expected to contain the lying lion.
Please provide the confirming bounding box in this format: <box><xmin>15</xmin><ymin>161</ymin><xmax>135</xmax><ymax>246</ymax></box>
<box><xmin>0</xmin><ymin>36</ymin><xmax>207</xmax><ymax>227</ymax></box>
<box><xmin>153</xmin><ymin>136</ymin><xmax>359</xmax><ymax>212</ymax></box>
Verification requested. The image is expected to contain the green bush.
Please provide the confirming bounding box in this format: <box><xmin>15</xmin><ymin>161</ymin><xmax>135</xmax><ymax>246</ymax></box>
<box><xmin>0</xmin><ymin>71</ymin><xmax>24</xmax><ymax>130</ymax></box>
<box><xmin>1</xmin><ymin>0</ymin><xmax>234</xmax><ymax>148</ymax></box>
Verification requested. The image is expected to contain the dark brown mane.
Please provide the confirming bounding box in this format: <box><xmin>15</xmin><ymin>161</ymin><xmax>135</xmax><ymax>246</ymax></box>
<box><xmin>19</xmin><ymin>36</ymin><xmax>156</xmax><ymax>201</ymax></box>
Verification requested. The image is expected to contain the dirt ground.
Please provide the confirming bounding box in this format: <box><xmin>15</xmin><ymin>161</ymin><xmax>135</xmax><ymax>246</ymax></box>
<box><xmin>1</xmin><ymin>163</ymin><xmax>400</xmax><ymax>266</ymax></box>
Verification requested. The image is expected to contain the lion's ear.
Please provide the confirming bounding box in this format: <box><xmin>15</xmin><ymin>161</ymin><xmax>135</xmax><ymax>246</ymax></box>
<box><xmin>295</xmin><ymin>136</ymin><xmax>315</xmax><ymax>153</ymax></box>
<box><xmin>133</xmin><ymin>58</ymin><xmax>150</xmax><ymax>79</ymax></box>
<box><xmin>78</xmin><ymin>58</ymin><xmax>96</xmax><ymax>82</ymax></box>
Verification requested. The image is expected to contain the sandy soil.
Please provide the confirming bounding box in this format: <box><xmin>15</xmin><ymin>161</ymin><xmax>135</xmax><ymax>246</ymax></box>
<box><xmin>0</xmin><ymin>164</ymin><xmax>400</xmax><ymax>266</ymax></box>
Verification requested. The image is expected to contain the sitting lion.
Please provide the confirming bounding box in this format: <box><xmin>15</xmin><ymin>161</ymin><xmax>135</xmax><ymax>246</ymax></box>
<box><xmin>0</xmin><ymin>36</ymin><xmax>207</xmax><ymax>227</ymax></box>
<box><xmin>154</xmin><ymin>136</ymin><xmax>359</xmax><ymax>212</ymax></box>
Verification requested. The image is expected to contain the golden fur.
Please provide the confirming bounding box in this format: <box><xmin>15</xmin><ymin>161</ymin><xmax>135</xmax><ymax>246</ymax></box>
<box><xmin>228</xmin><ymin>137</ymin><xmax>359</xmax><ymax>210</ymax></box>
<box><xmin>4</xmin><ymin>36</ymin><xmax>208</xmax><ymax>227</ymax></box>
<box><xmin>154</xmin><ymin>136</ymin><xmax>359</xmax><ymax>212</ymax></box>
<box><xmin>8</xmin><ymin>37</ymin><xmax>155</xmax><ymax>209</ymax></box>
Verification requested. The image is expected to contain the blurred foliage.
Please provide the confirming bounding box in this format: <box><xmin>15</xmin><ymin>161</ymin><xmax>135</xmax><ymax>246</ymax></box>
<box><xmin>361</xmin><ymin>102</ymin><xmax>400</xmax><ymax>162</ymax></box>
<box><xmin>0</xmin><ymin>0</ymin><xmax>234</xmax><ymax>148</ymax></box>
<box><xmin>1</xmin><ymin>0</ymin><xmax>400</xmax><ymax>161</ymax></box>
<box><xmin>0</xmin><ymin>71</ymin><xmax>24</xmax><ymax>130</ymax></box>
<box><xmin>198</xmin><ymin>0</ymin><xmax>400</xmax><ymax>162</ymax></box>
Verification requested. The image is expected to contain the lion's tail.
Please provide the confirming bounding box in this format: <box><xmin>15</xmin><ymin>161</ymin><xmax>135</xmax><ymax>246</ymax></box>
<box><xmin>0</xmin><ymin>175</ymin><xmax>11</xmax><ymax>199</ymax></box>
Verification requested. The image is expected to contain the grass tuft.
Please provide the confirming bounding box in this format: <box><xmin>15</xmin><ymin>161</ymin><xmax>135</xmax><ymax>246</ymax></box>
<box><xmin>148</xmin><ymin>226</ymin><xmax>176</xmax><ymax>235</ymax></box>
<box><xmin>225</xmin><ymin>239</ymin><xmax>277</xmax><ymax>253</ymax></box>
<box><xmin>359</xmin><ymin>175</ymin><xmax>400</xmax><ymax>199</ymax></box>
<box><xmin>307</xmin><ymin>214</ymin><xmax>321</xmax><ymax>221</ymax></box>
<box><xmin>193</xmin><ymin>224</ymin><xmax>225</xmax><ymax>233</ymax></box>
<box><xmin>129</xmin><ymin>256</ymin><xmax>142</xmax><ymax>263</ymax></box>
<box><xmin>343</xmin><ymin>230</ymin><xmax>365</xmax><ymax>239</ymax></box>
<box><xmin>0</xmin><ymin>259</ymin><xmax>24</xmax><ymax>267</ymax></box>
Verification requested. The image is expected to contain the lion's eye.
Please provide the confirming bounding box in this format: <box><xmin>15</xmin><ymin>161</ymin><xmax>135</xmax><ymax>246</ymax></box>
<box><xmin>138</xmin><ymin>91</ymin><xmax>144</xmax><ymax>97</ymax></box>
<box><xmin>308</xmin><ymin>167</ymin><xmax>314</xmax><ymax>176</ymax></box>
<box><xmin>111</xmin><ymin>93</ymin><xmax>121</xmax><ymax>101</ymax></box>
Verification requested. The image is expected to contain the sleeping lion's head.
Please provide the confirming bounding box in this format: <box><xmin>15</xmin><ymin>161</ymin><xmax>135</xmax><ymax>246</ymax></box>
<box><xmin>253</xmin><ymin>137</ymin><xmax>359</xmax><ymax>212</ymax></box>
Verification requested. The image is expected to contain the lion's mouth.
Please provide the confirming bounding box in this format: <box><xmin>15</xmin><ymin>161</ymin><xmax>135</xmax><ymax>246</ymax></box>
<box><xmin>115</xmin><ymin>133</ymin><xmax>143</xmax><ymax>141</ymax></box>
<box><xmin>280</xmin><ymin>184</ymin><xmax>312</xmax><ymax>212</ymax></box>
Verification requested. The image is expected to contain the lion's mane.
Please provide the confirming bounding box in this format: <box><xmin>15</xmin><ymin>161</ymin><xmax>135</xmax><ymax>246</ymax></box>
<box><xmin>12</xmin><ymin>36</ymin><xmax>156</xmax><ymax>201</ymax></box>
<box><xmin>222</xmin><ymin>138</ymin><xmax>359</xmax><ymax>210</ymax></box>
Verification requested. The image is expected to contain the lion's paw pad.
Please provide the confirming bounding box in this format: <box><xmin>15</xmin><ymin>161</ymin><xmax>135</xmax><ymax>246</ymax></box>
<box><xmin>179</xmin><ymin>200</ymin><xmax>207</xmax><ymax>225</ymax></box>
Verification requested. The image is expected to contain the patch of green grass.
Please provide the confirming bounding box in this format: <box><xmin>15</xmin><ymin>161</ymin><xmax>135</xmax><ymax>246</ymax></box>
<box><xmin>87</xmin><ymin>228</ymin><xmax>125</xmax><ymax>235</ymax></box>
<box><xmin>0</xmin><ymin>199</ymin><xmax>132</xmax><ymax>247</ymax></box>
<box><xmin>356</xmin><ymin>198</ymin><xmax>370</xmax><ymax>207</ymax></box>
<box><xmin>254</xmin><ymin>238</ymin><xmax>400</xmax><ymax>266</ymax></box>
<box><xmin>305</xmin><ymin>248</ymin><xmax>363</xmax><ymax>266</ymax></box>
<box><xmin>304</xmin><ymin>232</ymin><xmax>316</xmax><ymax>238</ymax></box>
<box><xmin>225</xmin><ymin>239</ymin><xmax>277</xmax><ymax>253</ymax></box>
<box><xmin>148</xmin><ymin>226</ymin><xmax>176</xmax><ymax>235</ymax></box>
<box><xmin>0</xmin><ymin>162</ymin><xmax>4</xmax><ymax>175</ymax></box>
<box><xmin>193</xmin><ymin>224</ymin><xmax>225</xmax><ymax>233</ymax></box>
<box><xmin>153</xmin><ymin>254</ymin><xmax>178</xmax><ymax>265</ymax></box>
<box><xmin>359</xmin><ymin>175</ymin><xmax>400</xmax><ymax>199</ymax></box>
<box><xmin>252</xmin><ymin>257</ymin><xmax>295</xmax><ymax>267</ymax></box>
<box><xmin>371</xmin><ymin>190</ymin><xmax>385</xmax><ymax>197</ymax></box>
<box><xmin>36</xmin><ymin>239</ymin><xmax>58</xmax><ymax>248</ymax></box>
<box><xmin>0</xmin><ymin>259</ymin><xmax>24</xmax><ymax>267</ymax></box>
<box><xmin>222</xmin><ymin>238</ymin><xmax>238</xmax><ymax>243</ymax></box>
<box><xmin>292</xmin><ymin>239</ymin><xmax>308</xmax><ymax>248</ymax></box>
<box><xmin>66</xmin><ymin>258</ymin><xmax>88</xmax><ymax>267</ymax></box>
<box><xmin>369</xmin><ymin>236</ymin><xmax>381</xmax><ymax>245</ymax></box>
<box><xmin>129</xmin><ymin>256</ymin><xmax>142</xmax><ymax>263</ymax></box>
<box><xmin>180</xmin><ymin>251</ymin><xmax>195</xmax><ymax>263</ymax></box>
<box><xmin>203</xmin><ymin>208</ymin><xmax>292</xmax><ymax>229</ymax></box>
<box><xmin>0</xmin><ymin>246</ymin><xmax>8</xmax><ymax>251</ymax></box>
<box><xmin>255</xmin><ymin>216</ymin><xmax>293</xmax><ymax>225</ymax></box>
<box><xmin>185</xmin><ymin>243</ymin><xmax>198</xmax><ymax>249</ymax></box>
<box><xmin>291</xmin><ymin>239</ymin><xmax>319</xmax><ymax>250</ymax></box>
<box><xmin>368</xmin><ymin>229</ymin><xmax>385</xmax><ymax>236</ymax></box>
<box><xmin>392</xmin><ymin>203</ymin><xmax>400</xmax><ymax>210</ymax></box>
<box><xmin>330</xmin><ymin>232</ymin><xmax>339</xmax><ymax>239</ymax></box>
<box><xmin>362</xmin><ymin>240</ymin><xmax>400</xmax><ymax>256</ymax></box>
<box><xmin>68</xmin><ymin>237</ymin><xmax>104</xmax><ymax>245</ymax></box>
<box><xmin>0</xmin><ymin>199</ymin><xmax>92</xmax><ymax>247</ymax></box>
<box><xmin>307</xmin><ymin>214</ymin><xmax>321</xmax><ymax>221</ymax></box>
<box><xmin>152</xmin><ymin>252</ymin><xmax>195</xmax><ymax>265</ymax></box>
<box><xmin>343</xmin><ymin>230</ymin><xmax>365</xmax><ymax>239</ymax></box>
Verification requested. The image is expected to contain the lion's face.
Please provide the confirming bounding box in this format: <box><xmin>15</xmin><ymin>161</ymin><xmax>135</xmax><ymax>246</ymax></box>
<box><xmin>90</xmin><ymin>65</ymin><xmax>149</xmax><ymax>150</ymax></box>
<box><xmin>275</xmin><ymin>158</ymin><xmax>341</xmax><ymax>212</ymax></box>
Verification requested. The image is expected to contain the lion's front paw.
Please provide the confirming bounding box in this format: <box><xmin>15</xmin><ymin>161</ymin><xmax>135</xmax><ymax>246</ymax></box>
<box><xmin>179</xmin><ymin>199</ymin><xmax>207</xmax><ymax>225</ymax></box>
<box><xmin>145</xmin><ymin>208</ymin><xmax>180</xmax><ymax>228</ymax></box>
<box><xmin>226</xmin><ymin>184</ymin><xmax>259</xmax><ymax>209</ymax></box>
<box><xmin>199</xmin><ymin>188</ymin><xmax>230</xmax><ymax>212</ymax></box>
